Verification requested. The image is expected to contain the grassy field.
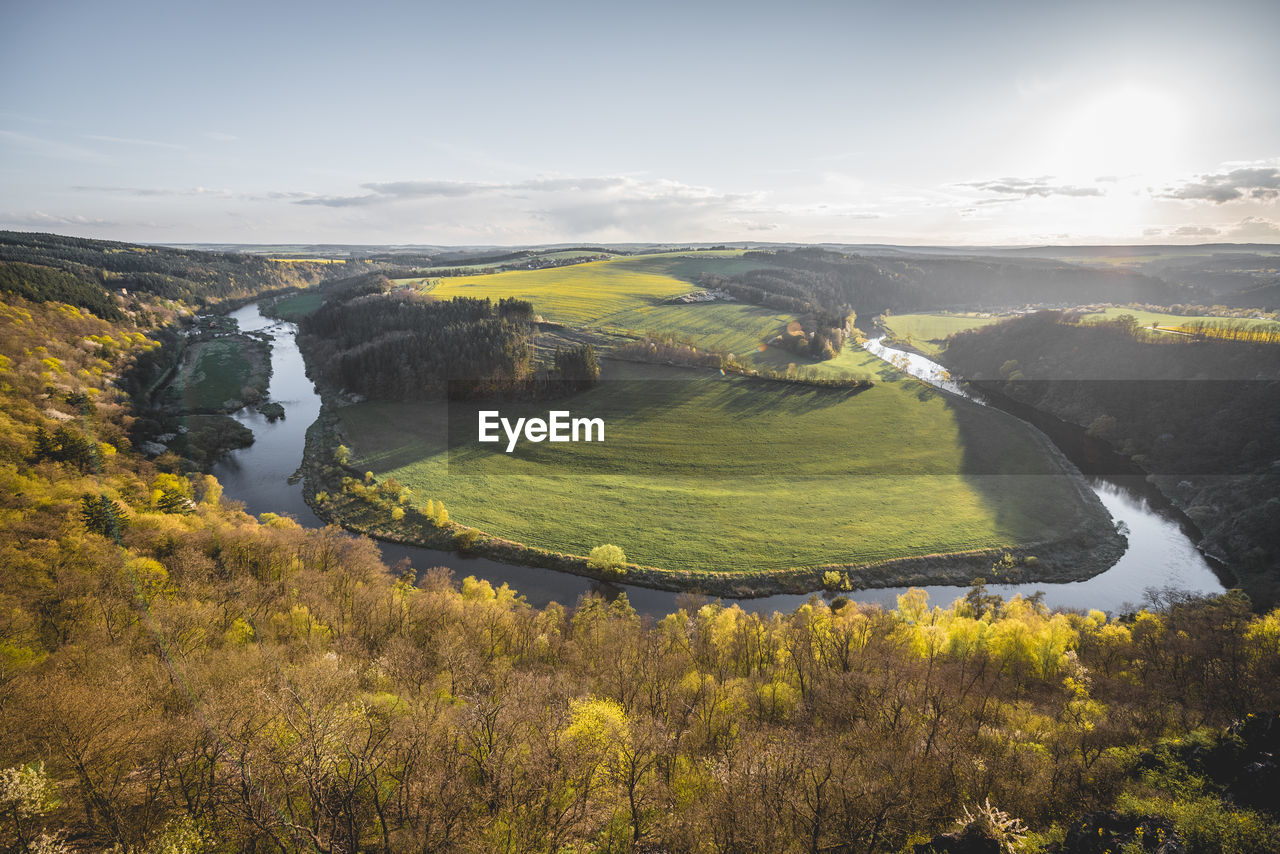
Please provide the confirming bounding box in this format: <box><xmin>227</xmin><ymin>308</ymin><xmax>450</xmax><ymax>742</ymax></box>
<box><xmin>427</xmin><ymin>258</ymin><xmax>695</xmax><ymax>324</ymax></box>
<box><xmin>172</xmin><ymin>336</ymin><xmax>269</xmax><ymax>412</ymax></box>
<box><xmin>882</xmin><ymin>312</ymin><xmax>1009</xmax><ymax>356</ymax></box>
<box><xmin>269</xmin><ymin>291</ymin><xmax>326</xmax><ymax>320</ymax></box>
<box><xmin>600</xmin><ymin>302</ymin><xmax>794</xmax><ymax>359</ymax></box>
<box><xmin>423</xmin><ymin>251</ymin><xmax>795</xmax><ymax>367</ymax></box>
<box><xmin>336</xmin><ymin>359</ymin><xmax>1094</xmax><ymax>574</ymax></box>
<box><xmin>425</xmin><ymin>251</ymin><xmax>780</xmax><ymax>326</ymax></box>
<box><xmin>883</xmin><ymin>308</ymin><xmax>1280</xmax><ymax>355</ymax></box>
<box><xmin>1077</xmin><ymin>306</ymin><xmax>1280</xmax><ymax>332</ymax></box>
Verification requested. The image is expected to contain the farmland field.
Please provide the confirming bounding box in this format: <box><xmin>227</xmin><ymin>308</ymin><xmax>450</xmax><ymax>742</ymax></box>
<box><xmin>882</xmin><ymin>312</ymin><xmax>1009</xmax><ymax>356</ymax></box>
<box><xmin>268</xmin><ymin>290</ymin><xmax>326</xmax><ymax>320</ymax></box>
<box><xmin>598</xmin><ymin>302</ymin><xmax>795</xmax><ymax>360</ymax></box>
<box><xmin>317</xmin><ymin>251</ymin><xmax>1119</xmax><ymax>580</ymax></box>
<box><xmin>171</xmin><ymin>336</ymin><xmax>269</xmax><ymax>412</ymax></box>
<box><xmin>1076</xmin><ymin>306</ymin><xmax>1280</xmax><ymax>333</ymax></box>
<box><xmin>425</xmin><ymin>252</ymin><xmax>781</xmax><ymax>327</ymax></box>
<box><xmin>335</xmin><ymin>359</ymin><xmax>1101</xmax><ymax>574</ymax></box>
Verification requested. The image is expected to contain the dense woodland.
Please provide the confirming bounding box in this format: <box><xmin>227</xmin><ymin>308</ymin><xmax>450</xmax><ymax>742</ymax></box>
<box><xmin>4</xmin><ymin>234</ymin><xmax>1280</xmax><ymax>852</ymax></box>
<box><xmin>0</xmin><ymin>231</ymin><xmax>336</xmax><ymax>307</ymax></box>
<box><xmin>944</xmin><ymin>312</ymin><xmax>1280</xmax><ymax>610</ymax></box>
<box><xmin>1140</xmin><ymin>252</ymin><xmax>1280</xmax><ymax>308</ymax></box>
<box><xmin>299</xmin><ymin>285</ymin><xmax>537</xmax><ymax>399</ymax></box>
<box><xmin>702</xmin><ymin>249</ymin><xmax>1203</xmax><ymax>322</ymax></box>
<box><xmin>0</xmin><ymin>261</ymin><xmax>124</xmax><ymax>320</ymax></box>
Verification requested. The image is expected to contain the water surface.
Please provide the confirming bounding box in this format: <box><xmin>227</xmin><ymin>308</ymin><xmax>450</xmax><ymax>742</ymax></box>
<box><xmin>213</xmin><ymin>304</ymin><xmax>1227</xmax><ymax>616</ymax></box>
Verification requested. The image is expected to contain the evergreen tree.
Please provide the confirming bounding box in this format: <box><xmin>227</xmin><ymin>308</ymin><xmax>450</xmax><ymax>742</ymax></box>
<box><xmin>80</xmin><ymin>493</ymin><xmax>128</xmax><ymax>539</ymax></box>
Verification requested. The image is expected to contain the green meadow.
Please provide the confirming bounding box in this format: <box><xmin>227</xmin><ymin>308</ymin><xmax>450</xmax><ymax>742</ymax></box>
<box><xmin>426</xmin><ymin>251</ymin><xmax>780</xmax><ymax>328</ymax></box>
<box><xmin>600</xmin><ymin>302</ymin><xmax>794</xmax><ymax>359</ymax></box>
<box><xmin>336</xmin><ymin>359</ymin><xmax>1093</xmax><ymax>574</ymax></box>
<box><xmin>1077</xmin><ymin>306</ymin><xmax>1280</xmax><ymax>333</ymax></box>
<box><xmin>320</xmin><ymin>253</ymin><xmax>1113</xmax><ymax>578</ymax></box>
<box><xmin>427</xmin><ymin>251</ymin><xmax>809</xmax><ymax>369</ymax></box>
<box><xmin>881</xmin><ymin>312</ymin><xmax>1009</xmax><ymax>356</ymax></box>
<box><xmin>268</xmin><ymin>290</ymin><xmax>326</xmax><ymax>320</ymax></box>
<box><xmin>428</xmin><ymin>259</ymin><xmax>692</xmax><ymax>324</ymax></box>
<box><xmin>172</xmin><ymin>337</ymin><xmax>269</xmax><ymax>412</ymax></box>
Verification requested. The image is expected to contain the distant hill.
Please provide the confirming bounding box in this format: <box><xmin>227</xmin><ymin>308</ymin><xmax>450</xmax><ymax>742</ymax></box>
<box><xmin>944</xmin><ymin>311</ymin><xmax>1280</xmax><ymax>607</ymax></box>
<box><xmin>697</xmin><ymin>247</ymin><xmax>1206</xmax><ymax>318</ymax></box>
<box><xmin>0</xmin><ymin>230</ymin><xmax>336</xmax><ymax>311</ymax></box>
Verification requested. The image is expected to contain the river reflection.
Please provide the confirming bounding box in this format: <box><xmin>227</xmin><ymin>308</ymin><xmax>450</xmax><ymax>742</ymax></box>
<box><xmin>214</xmin><ymin>303</ymin><xmax>1227</xmax><ymax>617</ymax></box>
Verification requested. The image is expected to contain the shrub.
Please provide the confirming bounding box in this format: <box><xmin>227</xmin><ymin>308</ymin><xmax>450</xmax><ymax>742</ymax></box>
<box><xmin>587</xmin><ymin>544</ymin><xmax>627</xmax><ymax>577</ymax></box>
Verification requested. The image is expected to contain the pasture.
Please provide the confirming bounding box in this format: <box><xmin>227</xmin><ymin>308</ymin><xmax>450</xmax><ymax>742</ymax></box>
<box><xmin>171</xmin><ymin>336</ymin><xmax>269</xmax><ymax>412</ymax></box>
<box><xmin>882</xmin><ymin>312</ymin><xmax>1009</xmax><ymax>356</ymax></box>
<box><xmin>425</xmin><ymin>251</ymin><xmax>781</xmax><ymax>327</ymax></box>
<box><xmin>336</xmin><ymin>359</ymin><xmax>1097</xmax><ymax>574</ymax></box>
<box><xmin>268</xmin><ymin>290</ymin><xmax>326</xmax><ymax>320</ymax></box>
<box><xmin>1077</xmin><ymin>306</ymin><xmax>1280</xmax><ymax>334</ymax></box>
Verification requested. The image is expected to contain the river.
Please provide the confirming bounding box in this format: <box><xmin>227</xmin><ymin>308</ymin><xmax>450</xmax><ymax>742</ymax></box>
<box><xmin>213</xmin><ymin>302</ymin><xmax>1227</xmax><ymax>617</ymax></box>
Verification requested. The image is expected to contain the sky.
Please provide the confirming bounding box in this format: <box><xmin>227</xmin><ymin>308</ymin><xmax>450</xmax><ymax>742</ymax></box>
<box><xmin>2</xmin><ymin>0</ymin><xmax>1279</xmax><ymax>247</ymax></box>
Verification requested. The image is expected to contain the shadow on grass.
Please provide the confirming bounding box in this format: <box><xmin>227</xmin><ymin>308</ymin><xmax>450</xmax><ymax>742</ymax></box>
<box><xmin>948</xmin><ymin>390</ymin><xmax>1108</xmax><ymax>560</ymax></box>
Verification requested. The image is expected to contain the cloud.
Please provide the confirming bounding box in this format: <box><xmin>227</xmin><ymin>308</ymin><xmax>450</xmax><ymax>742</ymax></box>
<box><xmin>1158</xmin><ymin>167</ymin><xmax>1280</xmax><ymax>203</ymax></box>
<box><xmin>363</xmin><ymin>180</ymin><xmax>494</xmax><ymax>199</ymax></box>
<box><xmin>0</xmin><ymin>211</ymin><xmax>118</xmax><ymax>228</ymax></box>
<box><xmin>515</xmin><ymin>177</ymin><xmax>629</xmax><ymax>194</ymax></box>
<box><xmin>723</xmin><ymin>218</ymin><xmax>778</xmax><ymax>231</ymax></box>
<box><xmin>296</xmin><ymin>176</ymin><xmax>645</xmax><ymax>208</ymax></box>
<box><xmin>1145</xmin><ymin>224</ymin><xmax>1222</xmax><ymax>238</ymax></box>
<box><xmin>963</xmin><ymin>176</ymin><xmax>1104</xmax><ymax>198</ymax></box>
<box><xmin>270</xmin><ymin>174</ymin><xmax>774</xmax><ymax>241</ymax></box>
<box><xmin>261</xmin><ymin>191</ymin><xmax>321</xmax><ymax>201</ymax></box>
<box><xmin>72</xmin><ymin>185</ymin><xmax>233</xmax><ymax>198</ymax></box>
<box><xmin>1228</xmin><ymin>216</ymin><xmax>1280</xmax><ymax>240</ymax></box>
<box><xmin>83</xmin><ymin>134</ymin><xmax>185</xmax><ymax>150</ymax></box>
<box><xmin>0</xmin><ymin>130</ymin><xmax>106</xmax><ymax>162</ymax></box>
<box><xmin>296</xmin><ymin>180</ymin><xmax>494</xmax><ymax>207</ymax></box>
<box><xmin>526</xmin><ymin>180</ymin><xmax>755</xmax><ymax>238</ymax></box>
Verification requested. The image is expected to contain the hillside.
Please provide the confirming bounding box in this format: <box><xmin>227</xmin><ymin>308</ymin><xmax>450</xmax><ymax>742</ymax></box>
<box><xmin>943</xmin><ymin>312</ymin><xmax>1280</xmax><ymax>607</ymax></box>
<box><xmin>0</xmin><ymin>231</ymin><xmax>336</xmax><ymax>308</ymax></box>
<box><xmin>699</xmin><ymin>248</ymin><xmax>1207</xmax><ymax>319</ymax></box>
<box><xmin>1</xmin><ymin>242</ymin><xmax>1280</xmax><ymax>851</ymax></box>
<box><xmin>291</xmin><ymin>252</ymin><xmax>1121</xmax><ymax>591</ymax></box>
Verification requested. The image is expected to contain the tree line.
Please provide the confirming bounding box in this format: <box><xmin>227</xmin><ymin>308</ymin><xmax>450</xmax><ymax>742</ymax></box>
<box><xmin>703</xmin><ymin>248</ymin><xmax>1206</xmax><ymax>322</ymax></box>
<box><xmin>944</xmin><ymin>311</ymin><xmax>1280</xmax><ymax>610</ymax></box>
<box><xmin>0</xmin><ymin>261</ymin><xmax>123</xmax><ymax>320</ymax></box>
<box><xmin>4</xmin><ymin>240</ymin><xmax>1280</xmax><ymax>853</ymax></box>
<box><xmin>0</xmin><ymin>230</ymin><xmax>340</xmax><ymax>308</ymax></box>
<box><xmin>299</xmin><ymin>290</ymin><xmax>538</xmax><ymax>399</ymax></box>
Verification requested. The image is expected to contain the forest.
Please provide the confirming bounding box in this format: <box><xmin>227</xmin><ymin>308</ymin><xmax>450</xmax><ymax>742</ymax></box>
<box><xmin>3</xmin><ymin>233</ymin><xmax>1280</xmax><ymax>852</ymax></box>
<box><xmin>0</xmin><ymin>231</ymin><xmax>337</xmax><ymax>307</ymax></box>
<box><xmin>698</xmin><ymin>249</ymin><xmax>1204</xmax><ymax>322</ymax></box>
<box><xmin>943</xmin><ymin>312</ymin><xmax>1280</xmax><ymax>610</ymax></box>
<box><xmin>298</xmin><ymin>288</ymin><xmax>537</xmax><ymax>400</ymax></box>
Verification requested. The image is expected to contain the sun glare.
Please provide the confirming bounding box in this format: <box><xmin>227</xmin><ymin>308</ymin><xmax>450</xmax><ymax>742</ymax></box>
<box><xmin>1051</xmin><ymin>84</ymin><xmax>1184</xmax><ymax>181</ymax></box>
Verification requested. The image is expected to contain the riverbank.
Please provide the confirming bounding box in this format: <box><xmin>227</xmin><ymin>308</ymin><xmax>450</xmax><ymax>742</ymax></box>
<box><xmin>206</xmin><ymin>300</ymin><xmax>1221</xmax><ymax>612</ymax></box>
<box><xmin>941</xmin><ymin>314</ymin><xmax>1266</xmax><ymax>603</ymax></box>
<box><xmin>297</xmin><ymin>388</ymin><xmax>1127</xmax><ymax>599</ymax></box>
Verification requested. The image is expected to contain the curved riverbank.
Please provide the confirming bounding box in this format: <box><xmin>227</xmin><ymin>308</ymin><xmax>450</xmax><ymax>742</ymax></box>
<box><xmin>296</xmin><ymin>377</ymin><xmax>1127</xmax><ymax>600</ymax></box>
<box><xmin>216</xmin><ymin>301</ymin><xmax>1225</xmax><ymax>614</ymax></box>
